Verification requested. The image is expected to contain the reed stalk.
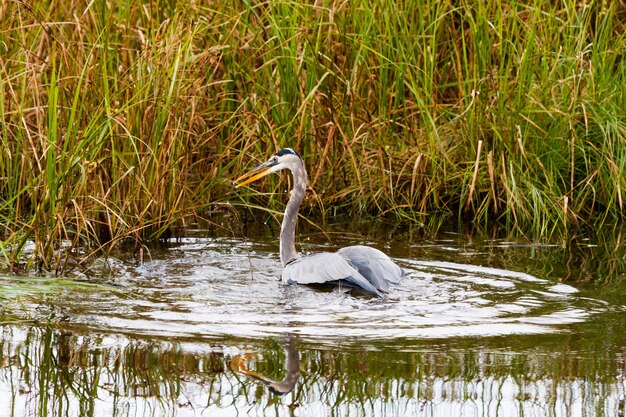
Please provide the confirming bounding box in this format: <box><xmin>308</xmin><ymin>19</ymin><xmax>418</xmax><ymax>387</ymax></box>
<box><xmin>0</xmin><ymin>0</ymin><xmax>624</xmax><ymax>272</ymax></box>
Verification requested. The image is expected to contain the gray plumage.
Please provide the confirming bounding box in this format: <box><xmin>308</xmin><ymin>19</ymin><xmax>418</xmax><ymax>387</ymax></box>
<box><xmin>283</xmin><ymin>246</ymin><xmax>403</xmax><ymax>296</ymax></box>
<box><xmin>235</xmin><ymin>148</ymin><xmax>404</xmax><ymax>296</ymax></box>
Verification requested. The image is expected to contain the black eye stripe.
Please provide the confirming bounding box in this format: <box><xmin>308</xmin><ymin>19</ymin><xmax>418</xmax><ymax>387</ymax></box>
<box><xmin>275</xmin><ymin>148</ymin><xmax>302</xmax><ymax>160</ymax></box>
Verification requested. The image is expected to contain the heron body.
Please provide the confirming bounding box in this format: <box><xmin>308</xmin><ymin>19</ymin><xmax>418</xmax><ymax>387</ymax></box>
<box><xmin>235</xmin><ymin>148</ymin><xmax>403</xmax><ymax>296</ymax></box>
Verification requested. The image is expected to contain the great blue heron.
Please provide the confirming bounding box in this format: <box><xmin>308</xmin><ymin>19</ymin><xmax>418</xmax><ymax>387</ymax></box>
<box><xmin>235</xmin><ymin>148</ymin><xmax>403</xmax><ymax>296</ymax></box>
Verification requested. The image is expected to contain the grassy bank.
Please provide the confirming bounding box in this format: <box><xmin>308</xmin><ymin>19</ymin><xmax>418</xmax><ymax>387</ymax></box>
<box><xmin>1</xmin><ymin>0</ymin><xmax>625</xmax><ymax>272</ymax></box>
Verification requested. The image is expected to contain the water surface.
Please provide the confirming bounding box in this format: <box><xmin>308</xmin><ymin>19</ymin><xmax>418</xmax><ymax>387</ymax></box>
<box><xmin>1</xmin><ymin>222</ymin><xmax>625</xmax><ymax>416</ymax></box>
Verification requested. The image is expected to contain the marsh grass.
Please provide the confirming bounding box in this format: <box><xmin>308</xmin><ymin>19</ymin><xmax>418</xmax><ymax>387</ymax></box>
<box><xmin>0</xmin><ymin>0</ymin><xmax>625</xmax><ymax>272</ymax></box>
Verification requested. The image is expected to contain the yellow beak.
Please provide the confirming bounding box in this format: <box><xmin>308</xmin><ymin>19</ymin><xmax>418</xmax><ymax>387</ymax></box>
<box><xmin>234</xmin><ymin>161</ymin><xmax>275</xmax><ymax>188</ymax></box>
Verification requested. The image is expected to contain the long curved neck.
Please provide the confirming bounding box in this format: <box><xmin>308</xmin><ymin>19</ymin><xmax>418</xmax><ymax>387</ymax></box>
<box><xmin>280</xmin><ymin>162</ymin><xmax>307</xmax><ymax>266</ymax></box>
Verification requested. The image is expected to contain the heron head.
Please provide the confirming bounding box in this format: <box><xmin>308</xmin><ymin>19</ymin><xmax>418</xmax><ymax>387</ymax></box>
<box><xmin>235</xmin><ymin>148</ymin><xmax>302</xmax><ymax>188</ymax></box>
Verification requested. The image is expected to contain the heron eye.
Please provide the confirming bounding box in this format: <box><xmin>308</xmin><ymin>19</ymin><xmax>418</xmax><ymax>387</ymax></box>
<box><xmin>272</xmin><ymin>157</ymin><xmax>278</xmax><ymax>163</ymax></box>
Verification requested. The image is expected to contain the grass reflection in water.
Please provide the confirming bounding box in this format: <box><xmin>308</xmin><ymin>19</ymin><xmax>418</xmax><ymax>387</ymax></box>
<box><xmin>0</xmin><ymin>325</ymin><xmax>624</xmax><ymax>417</ymax></box>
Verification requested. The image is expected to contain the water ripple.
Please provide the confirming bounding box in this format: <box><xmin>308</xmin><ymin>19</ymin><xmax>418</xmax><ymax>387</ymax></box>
<box><xmin>47</xmin><ymin>237</ymin><xmax>608</xmax><ymax>344</ymax></box>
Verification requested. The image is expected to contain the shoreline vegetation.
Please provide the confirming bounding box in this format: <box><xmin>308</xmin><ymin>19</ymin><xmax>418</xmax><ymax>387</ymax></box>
<box><xmin>1</xmin><ymin>1</ymin><xmax>625</xmax><ymax>272</ymax></box>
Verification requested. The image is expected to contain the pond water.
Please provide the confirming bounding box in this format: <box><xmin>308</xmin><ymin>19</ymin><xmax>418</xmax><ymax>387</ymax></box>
<box><xmin>1</xmin><ymin>220</ymin><xmax>625</xmax><ymax>417</ymax></box>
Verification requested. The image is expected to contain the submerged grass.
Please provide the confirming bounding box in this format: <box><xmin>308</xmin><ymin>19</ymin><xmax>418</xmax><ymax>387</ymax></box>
<box><xmin>0</xmin><ymin>0</ymin><xmax>625</xmax><ymax>272</ymax></box>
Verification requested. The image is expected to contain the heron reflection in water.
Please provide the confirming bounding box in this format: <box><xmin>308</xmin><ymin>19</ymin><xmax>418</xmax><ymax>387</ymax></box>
<box><xmin>230</xmin><ymin>336</ymin><xmax>300</xmax><ymax>396</ymax></box>
<box><xmin>235</xmin><ymin>148</ymin><xmax>403</xmax><ymax>296</ymax></box>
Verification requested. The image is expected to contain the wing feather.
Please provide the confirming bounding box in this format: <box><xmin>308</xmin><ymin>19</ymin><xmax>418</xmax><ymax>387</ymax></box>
<box><xmin>282</xmin><ymin>252</ymin><xmax>381</xmax><ymax>295</ymax></box>
<box><xmin>281</xmin><ymin>246</ymin><xmax>403</xmax><ymax>296</ymax></box>
<box><xmin>338</xmin><ymin>246</ymin><xmax>404</xmax><ymax>289</ymax></box>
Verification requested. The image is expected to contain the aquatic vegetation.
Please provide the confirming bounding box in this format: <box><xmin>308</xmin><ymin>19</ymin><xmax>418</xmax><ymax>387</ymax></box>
<box><xmin>1</xmin><ymin>1</ymin><xmax>625</xmax><ymax>271</ymax></box>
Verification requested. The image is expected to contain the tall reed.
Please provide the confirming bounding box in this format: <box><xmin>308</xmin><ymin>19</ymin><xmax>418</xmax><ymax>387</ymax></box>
<box><xmin>0</xmin><ymin>0</ymin><xmax>625</xmax><ymax>272</ymax></box>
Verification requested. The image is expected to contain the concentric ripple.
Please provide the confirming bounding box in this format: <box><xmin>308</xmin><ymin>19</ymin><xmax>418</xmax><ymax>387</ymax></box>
<box><xmin>39</xmin><ymin>237</ymin><xmax>607</xmax><ymax>343</ymax></box>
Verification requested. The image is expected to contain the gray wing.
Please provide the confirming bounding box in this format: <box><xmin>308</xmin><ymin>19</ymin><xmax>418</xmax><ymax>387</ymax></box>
<box><xmin>281</xmin><ymin>252</ymin><xmax>382</xmax><ymax>295</ymax></box>
<box><xmin>281</xmin><ymin>246</ymin><xmax>403</xmax><ymax>295</ymax></box>
<box><xmin>337</xmin><ymin>245</ymin><xmax>404</xmax><ymax>292</ymax></box>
